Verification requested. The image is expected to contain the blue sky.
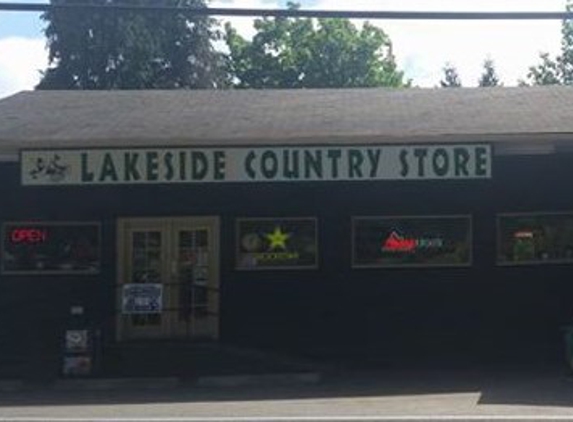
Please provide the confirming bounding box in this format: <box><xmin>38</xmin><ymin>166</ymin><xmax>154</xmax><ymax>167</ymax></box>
<box><xmin>0</xmin><ymin>0</ymin><xmax>567</xmax><ymax>98</ymax></box>
<box><xmin>0</xmin><ymin>11</ymin><xmax>43</xmax><ymax>38</ymax></box>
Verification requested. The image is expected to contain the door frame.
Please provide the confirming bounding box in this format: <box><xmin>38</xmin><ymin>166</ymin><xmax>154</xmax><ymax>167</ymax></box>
<box><xmin>115</xmin><ymin>216</ymin><xmax>220</xmax><ymax>342</ymax></box>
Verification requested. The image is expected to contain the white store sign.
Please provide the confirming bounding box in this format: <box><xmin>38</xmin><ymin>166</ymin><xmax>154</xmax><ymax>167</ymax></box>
<box><xmin>21</xmin><ymin>144</ymin><xmax>492</xmax><ymax>185</ymax></box>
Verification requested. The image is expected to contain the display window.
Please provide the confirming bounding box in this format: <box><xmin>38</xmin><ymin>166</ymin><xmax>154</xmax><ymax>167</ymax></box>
<box><xmin>236</xmin><ymin>217</ymin><xmax>318</xmax><ymax>270</ymax></box>
<box><xmin>352</xmin><ymin>215</ymin><xmax>472</xmax><ymax>268</ymax></box>
<box><xmin>498</xmin><ymin>213</ymin><xmax>573</xmax><ymax>265</ymax></box>
<box><xmin>2</xmin><ymin>222</ymin><xmax>101</xmax><ymax>274</ymax></box>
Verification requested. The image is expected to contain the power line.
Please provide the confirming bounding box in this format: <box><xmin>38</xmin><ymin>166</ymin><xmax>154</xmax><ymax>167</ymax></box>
<box><xmin>0</xmin><ymin>2</ymin><xmax>573</xmax><ymax>20</ymax></box>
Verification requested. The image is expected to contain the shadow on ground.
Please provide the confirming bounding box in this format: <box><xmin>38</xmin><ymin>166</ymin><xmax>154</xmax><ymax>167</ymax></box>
<box><xmin>1</xmin><ymin>359</ymin><xmax>573</xmax><ymax>410</ymax></box>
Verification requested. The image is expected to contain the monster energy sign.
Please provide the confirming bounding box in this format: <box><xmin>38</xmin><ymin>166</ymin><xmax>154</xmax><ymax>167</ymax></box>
<box><xmin>21</xmin><ymin>144</ymin><xmax>491</xmax><ymax>185</ymax></box>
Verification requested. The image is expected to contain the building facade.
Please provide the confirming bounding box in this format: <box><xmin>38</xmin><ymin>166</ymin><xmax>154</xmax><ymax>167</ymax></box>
<box><xmin>0</xmin><ymin>87</ymin><xmax>572</xmax><ymax>377</ymax></box>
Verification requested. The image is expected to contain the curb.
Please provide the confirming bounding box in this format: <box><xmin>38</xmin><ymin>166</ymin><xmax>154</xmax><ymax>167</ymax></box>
<box><xmin>53</xmin><ymin>377</ymin><xmax>180</xmax><ymax>391</ymax></box>
<box><xmin>195</xmin><ymin>371</ymin><xmax>321</xmax><ymax>387</ymax></box>
<box><xmin>0</xmin><ymin>371</ymin><xmax>322</xmax><ymax>392</ymax></box>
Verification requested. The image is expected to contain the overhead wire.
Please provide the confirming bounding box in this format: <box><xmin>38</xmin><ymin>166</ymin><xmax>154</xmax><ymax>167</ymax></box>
<box><xmin>0</xmin><ymin>2</ymin><xmax>572</xmax><ymax>20</ymax></box>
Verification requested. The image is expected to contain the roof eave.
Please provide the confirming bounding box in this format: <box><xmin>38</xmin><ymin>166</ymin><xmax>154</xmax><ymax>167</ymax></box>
<box><xmin>1</xmin><ymin>131</ymin><xmax>573</xmax><ymax>160</ymax></box>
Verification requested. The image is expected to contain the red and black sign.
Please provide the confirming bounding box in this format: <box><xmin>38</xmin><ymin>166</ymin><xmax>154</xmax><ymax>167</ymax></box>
<box><xmin>9</xmin><ymin>228</ymin><xmax>48</xmax><ymax>244</ymax></box>
<box><xmin>353</xmin><ymin>216</ymin><xmax>471</xmax><ymax>268</ymax></box>
<box><xmin>3</xmin><ymin>223</ymin><xmax>100</xmax><ymax>274</ymax></box>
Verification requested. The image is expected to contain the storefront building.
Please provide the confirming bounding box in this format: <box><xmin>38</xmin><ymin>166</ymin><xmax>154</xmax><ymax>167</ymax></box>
<box><xmin>0</xmin><ymin>87</ymin><xmax>573</xmax><ymax>376</ymax></box>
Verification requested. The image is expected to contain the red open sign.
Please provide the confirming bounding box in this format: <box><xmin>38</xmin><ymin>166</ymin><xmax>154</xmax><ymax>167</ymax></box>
<box><xmin>10</xmin><ymin>228</ymin><xmax>48</xmax><ymax>244</ymax></box>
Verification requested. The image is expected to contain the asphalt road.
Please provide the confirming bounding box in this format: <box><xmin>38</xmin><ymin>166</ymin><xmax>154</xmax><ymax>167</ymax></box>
<box><xmin>2</xmin><ymin>367</ymin><xmax>573</xmax><ymax>421</ymax></box>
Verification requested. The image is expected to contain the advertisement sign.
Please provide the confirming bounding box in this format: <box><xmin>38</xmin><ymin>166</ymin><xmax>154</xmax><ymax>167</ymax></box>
<box><xmin>353</xmin><ymin>216</ymin><xmax>472</xmax><ymax>268</ymax></box>
<box><xmin>498</xmin><ymin>213</ymin><xmax>573</xmax><ymax>264</ymax></box>
<box><xmin>64</xmin><ymin>330</ymin><xmax>89</xmax><ymax>353</ymax></box>
<box><xmin>2</xmin><ymin>222</ymin><xmax>100</xmax><ymax>274</ymax></box>
<box><xmin>237</xmin><ymin>218</ymin><xmax>318</xmax><ymax>270</ymax></box>
<box><xmin>62</xmin><ymin>356</ymin><xmax>92</xmax><ymax>376</ymax></box>
<box><xmin>21</xmin><ymin>144</ymin><xmax>491</xmax><ymax>185</ymax></box>
<box><xmin>122</xmin><ymin>284</ymin><xmax>163</xmax><ymax>314</ymax></box>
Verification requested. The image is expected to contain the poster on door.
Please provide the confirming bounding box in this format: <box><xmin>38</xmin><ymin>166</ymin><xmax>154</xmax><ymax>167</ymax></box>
<box><xmin>122</xmin><ymin>284</ymin><xmax>163</xmax><ymax>314</ymax></box>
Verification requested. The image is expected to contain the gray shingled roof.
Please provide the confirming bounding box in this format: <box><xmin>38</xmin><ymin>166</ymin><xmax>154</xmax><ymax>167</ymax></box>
<box><xmin>1</xmin><ymin>86</ymin><xmax>573</xmax><ymax>155</ymax></box>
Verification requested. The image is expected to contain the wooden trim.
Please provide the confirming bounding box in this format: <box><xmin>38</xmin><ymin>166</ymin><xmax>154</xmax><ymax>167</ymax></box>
<box><xmin>115</xmin><ymin>216</ymin><xmax>220</xmax><ymax>341</ymax></box>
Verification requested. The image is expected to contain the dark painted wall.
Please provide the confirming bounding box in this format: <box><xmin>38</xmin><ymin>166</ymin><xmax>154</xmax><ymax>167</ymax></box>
<box><xmin>0</xmin><ymin>151</ymin><xmax>572</xmax><ymax>374</ymax></box>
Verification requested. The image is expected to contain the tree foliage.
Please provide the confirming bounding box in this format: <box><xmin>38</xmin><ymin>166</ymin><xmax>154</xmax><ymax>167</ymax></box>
<box><xmin>525</xmin><ymin>0</ymin><xmax>573</xmax><ymax>85</ymax></box>
<box><xmin>478</xmin><ymin>58</ymin><xmax>501</xmax><ymax>87</ymax></box>
<box><xmin>224</xmin><ymin>3</ymin><xmax>408</xmax><ymax>89</ymax></box>
<box><xmin>440</xmin><ymin>63</ymin><xmax>462</xmax><ymax>88</ymax></box>
<box><xmin>37</xmin><ymin>0</ymin><xmax>227</xmax><ymax>90</ymax></box>
<box><xmin>561</xmin><ymin>1</ymin><xmax>573</xmax><ymax>84</ymax></box>
<box><xmin>526</xmin><ymin>53</ymin><xmax>561</xmax><ymax>85</ymax></box>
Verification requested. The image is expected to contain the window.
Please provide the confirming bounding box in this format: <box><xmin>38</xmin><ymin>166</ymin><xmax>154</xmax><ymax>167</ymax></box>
<box><xmin>352</xmin><ymin>216</ymin><xmax>472</xmax><ymax>268</ymax></box>
<box><xmin>498</xmin><ymin>213</ymin><xmax>573</xmax><ymax>265</ymax></box>
<box><xmin>2</xmin><ymin>222</ymin><xmax>101</xmax><ymax>274</ymax></box>
<box><xmin>236</xmin><ymin>218</ymin><xmax>318</xmax><ymax>270</ymax></box>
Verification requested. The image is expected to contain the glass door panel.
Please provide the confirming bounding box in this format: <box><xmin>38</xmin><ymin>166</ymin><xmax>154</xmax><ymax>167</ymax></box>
<box><xmin>130</xmin><ymin>230</ymin><xmax>163</xmax><ymax>328</ymax></box>
<box><xmin>173</xmin><ymin>221</ymin><xmax>219</xmax><ymax>339</ymax></box>
<box><xmin>177</xmin><ymin>229</ymin><xmax>209</xmax><ymax>309</ymax></box>
<box><xmin>118</xmin><ymin>219</ymin><xmax>170</xmax><ymax>340</ymax></box>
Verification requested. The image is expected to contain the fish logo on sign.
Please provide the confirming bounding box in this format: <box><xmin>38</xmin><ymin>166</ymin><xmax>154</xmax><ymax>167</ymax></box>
<box><xmin>382</xmin><ymin>231</ymin><xmax>416</xmax><ymax>253</ymax></box>
<box><xmin>382</xmin><ymin>230</ymin><xmax>445</xmax><ymax>253</ymax></box>
<box><xmin>28</xmin><ymin>154</ymin><xmax>70</xmax><ymax>183</ymax></box>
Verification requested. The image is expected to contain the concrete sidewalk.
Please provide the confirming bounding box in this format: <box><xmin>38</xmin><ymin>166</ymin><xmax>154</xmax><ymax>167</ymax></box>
<box><xmin>1</xmin><ymin>364</ymin><xmax>573</xmax><ymax>419</ymax></box>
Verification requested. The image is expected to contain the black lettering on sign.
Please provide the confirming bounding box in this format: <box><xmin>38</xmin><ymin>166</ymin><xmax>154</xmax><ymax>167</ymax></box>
<box><xmin>99</xmin><ymin>153</ymin><xmax>118</xmax><ymax>182</ymax></box>
<box><xmin>164</xmin><ymin>152</ymin><xmax>174</xmax><ymax>181</ymax></box>
<box><xmin>283</xmin><ymin>150</ymin><xmax>300</xmax><ymax>179</ymax></box>
<box><xmin>191</xmin><ymin>151</ymin><xmax>208</xmax><ymax>180</ymax></box>
<box><xmin>124</xmin><ymin>153</ymin><xmax>141</xmax><ymax>181</ymax></box>
<box><xmin>475</xmin><ymin>146</ymin><xmax>489</xmax><ymax>176</ymax></box>
<box><xmin>304</xmin><ymin>150</ymin><xmax>323</xmax><ymax>179</ymax></box>
<box><xmin>453</xmin><ymin>148</ymin><xmax>469</xmax><ymax>177</ymax></box>
<box><xmin>414</xmin><ymin>148</ymin><xmax>428</xmax><ymax>177</ymax></box>
<box><xmin>261</xmin><ymin>151</ymin><xmax>278</xmax><ymax>179</ymax></box>
<box><xmin>146</xmin><ymin>152</ymin><xmax>159</xmax><ymax>181</ymax></box>
<box><xmin>399</xmin><ymin>149</ymin><xmax>409</xmax><ymax>177</ymax></box>
<box><xmin>367</xmin><ymin>149</ymin><xmax>381</xmax><ymax>178</ymax></box>
<box><xmin>432</xmin><ymin>148</ymin><xmax>449</xmax><ymax>177</ymax></box>
<box><xmin>214</xmin><ymin>151</ymin><xmax>226</xmax><ymax>180</ymax></box>
<box><xmin>245</xmin><ymin>151</ymin><xmax>256</xmax><ymax>179</ymax></box>
<box><xmin>81</xmin><ymin>153</ymin><xmax>94</xmax><ymax>182</ymax></box>
<box><xmin>179</xmin><ymin>152</ymin><xmax>187</xmax><ymax>181</ymax></box>
<box><xmin>348</xmin><ymin>149</ymin><xmax>364</xmax><ymax>178</ymax></box>
<box><xmin>327</xmin><ymin>150</ymin><xmax>341</xmax><ymax>179</ymax></box>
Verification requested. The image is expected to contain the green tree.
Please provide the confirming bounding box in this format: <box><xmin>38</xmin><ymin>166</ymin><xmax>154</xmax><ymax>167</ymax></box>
<box><xmin>526</xmin><ymin>53</ymin><xmax>561</xmax><ymax>85</ymax></box>
<box><xmin>37</xmin><ymin>0</ymin><xmax>227</xmax><ymax>90</ymax></box>
<box><xmin>225</xmin><ymin>3</ymin><xmax>408</xmax><ymax>89</ymax></box>
<box><xmin>560</xmin><ymin>0</ymin><xmax>573</xmax><ymax>84</ymax></box>
<box><xmin>525</xmin><ymin>0</ymin><xmax>573</xmax><ymax>85</ymax></box>
<box><xmin>478</xmin><ymin>58</ymin><xmax>501</xmax><ymax>87</ymax></box>
<box><xmin>440</xmin><ymin>63</ymin><xmax>462</xmax><ymax>88</ymax></box>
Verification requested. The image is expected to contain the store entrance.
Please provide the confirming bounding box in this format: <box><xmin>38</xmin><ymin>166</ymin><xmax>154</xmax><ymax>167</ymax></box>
<box><xmin>116</xmin><ymin>217</ymin><xmax>220</xmax><ymax>341</ymax></box>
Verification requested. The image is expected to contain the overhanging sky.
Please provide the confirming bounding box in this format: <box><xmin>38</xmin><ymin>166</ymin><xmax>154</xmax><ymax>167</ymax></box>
<box><xmin>0</xmin><ymin>0</ymin><xmax>566</xmax><ymax>97</ymax></box>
